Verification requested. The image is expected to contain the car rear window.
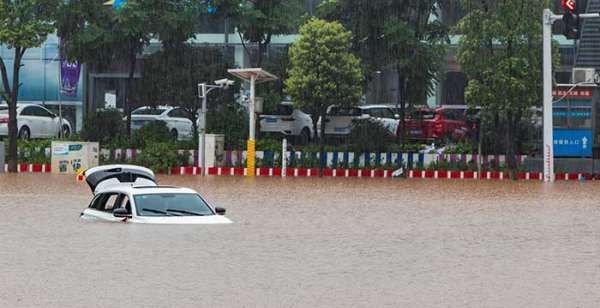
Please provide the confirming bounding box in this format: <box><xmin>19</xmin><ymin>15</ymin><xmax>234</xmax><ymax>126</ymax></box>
<box><xmin>273</xmin><ymin>105</ymin><xmax>293</xmax><ymax>115</ymax></box>
<box><xmin>329</xmin><ymin>107</ymin><xmax>361</xmax><ymax>116</ymax></box>
<box><xmin>409</xmin><ymin>110</ymin><xmax>436</xmax><ymax>120</ymax></box>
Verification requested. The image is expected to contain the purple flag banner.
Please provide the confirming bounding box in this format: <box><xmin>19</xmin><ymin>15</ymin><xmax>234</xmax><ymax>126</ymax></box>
<box><xmin>60</xmin><ymin>60</ymin><xmax>81</xmax><ymax>97</ymax></box>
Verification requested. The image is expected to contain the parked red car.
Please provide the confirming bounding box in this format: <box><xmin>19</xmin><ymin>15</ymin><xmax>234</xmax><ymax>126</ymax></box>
<box><xmin>401</xmin><ymin>106</ymin><xmax>478</xmax><ymax>143</ymax></box>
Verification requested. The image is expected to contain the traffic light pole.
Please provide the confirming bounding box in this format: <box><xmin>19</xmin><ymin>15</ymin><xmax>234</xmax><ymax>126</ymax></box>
<box><xmin>542</xmin><ymin>9</ymin><xmax>600</xmax><ymax>182</ymax></box>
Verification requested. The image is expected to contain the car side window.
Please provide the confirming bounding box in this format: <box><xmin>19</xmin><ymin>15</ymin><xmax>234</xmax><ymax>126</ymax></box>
<box><xmin>20</xmin><ymin>107</ymin><xmax>35</xmax><ymax>116</ymax></box>
<box><xmin>37</xmin><ymin>107</ymin><xmax>54</xmax><ymax>118</ymax></box>
<box><xmin>103</xmin><ymin>194</ymin><xmax>120</xmax><ymax>212</ymax></box>
<box><xmin>89</xmin><ymin>193</ymin><xmax>119</xmax><ymax>212</ymax></box>
<box><xmin>89</xmin><ymin>194</ymin><xmax>106</xmax><ymax>209</ymax></box>
<box><xmin>113</xmin><ymin>194</ymin><xmax>132</xmax><ymax>214</ymax></box>
<box><xmin>31</xmin><ymin>106</ymin><xmax>45</xmax><ymax>117</ymax></box>
<box><xmin>168</xmin><ymin>108</ymin><xmax>188</xmax><ymax>119</ymax></box>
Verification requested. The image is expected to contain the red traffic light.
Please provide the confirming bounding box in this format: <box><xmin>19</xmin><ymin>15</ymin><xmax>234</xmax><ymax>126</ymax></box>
<box><xmin>561</xmin><ymin>0</ymin><xmax>576</xmax><ymax>11</ymax></box>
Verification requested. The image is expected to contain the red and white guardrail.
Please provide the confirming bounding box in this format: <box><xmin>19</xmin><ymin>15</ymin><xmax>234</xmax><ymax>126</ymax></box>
<box><xmin>3</xmin><ymin>164</ymin><xmax>595</xmax><ymax>181</ymax></box>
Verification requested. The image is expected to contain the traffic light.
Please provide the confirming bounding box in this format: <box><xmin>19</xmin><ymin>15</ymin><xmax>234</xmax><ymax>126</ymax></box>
<box><xmin>562</xmin><ymin>0</ymin><xmax>580</xmax><ymax>39</ymax></box>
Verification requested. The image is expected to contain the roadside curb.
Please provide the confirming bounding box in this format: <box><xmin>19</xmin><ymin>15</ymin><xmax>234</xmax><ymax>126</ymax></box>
<box><xmin>4</xmin><ymin>164</ymin><xmax>596</xmax><ymax>182</ymax></box>
<box><xmin>168</xmin><ymin>166</ymin><xmax>594</xmax><ymax>182</ymax></box>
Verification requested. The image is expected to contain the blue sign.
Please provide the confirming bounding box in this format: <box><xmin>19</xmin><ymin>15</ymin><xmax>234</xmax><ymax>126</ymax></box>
<box><xmin>553</xmin><ymin>129</ymin><xmax>592</xmax><ymax>157</ymax></box>
<box><xmin>113</xmin><ymin>0</ymin><xmax>127</xmax><ymax>10</ymax></box>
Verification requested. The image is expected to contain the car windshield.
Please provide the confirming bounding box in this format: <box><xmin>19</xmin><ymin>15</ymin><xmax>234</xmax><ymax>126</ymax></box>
<box><xmin>132</xmin><ymin>108</ymin><xmax>166</xmax><ymax>115</ymax></box>
<box><xmin>134</xmin><ymin>193</ymin><xmax>214</xmax><ymax>217</ymax></box>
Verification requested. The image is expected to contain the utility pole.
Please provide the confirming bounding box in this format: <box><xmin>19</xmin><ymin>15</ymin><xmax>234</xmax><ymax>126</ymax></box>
<box><xmin>542</xmin><ymin>8</ymin><xmax>600</xmax><ymax>182</ymax></box>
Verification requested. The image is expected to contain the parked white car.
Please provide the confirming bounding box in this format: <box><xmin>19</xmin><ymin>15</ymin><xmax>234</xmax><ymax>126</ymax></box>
<box><xmin>317</xmin><ymin>104</ymin><xmax>400</xmax><ymax>138</ymax></box>
<box><xmin>0</xmin><ymin>104</ymin><xmax>72</xmax><ymax>139</ymax></box>
<box><xmin>259</xmin><ymin>101</ymin><xmax>314</xmax><ymax>144</ymax></box>
<box><xmin>80</xmin><ymin>165</ymin><xmax>232</xmax><ymax>224</ymax></box>
<box><xmin>130</xmin><ymin>106</ymin><xmax>194</xmax><ymax>141</ymax></box>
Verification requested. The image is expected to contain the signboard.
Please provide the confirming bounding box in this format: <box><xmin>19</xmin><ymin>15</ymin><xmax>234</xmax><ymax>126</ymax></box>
<box><xmin>553</xmin><ymin>129</ymin><xmax>592</xmax><ymax>157</ymax></box>
<box><xmin>51</xmin><ymin>142</ymin><xmax>99</xmax><ymax>174</ymax></box>
<box><xmin>60</xmin><ymin>59</ymin><xmax>81</xmax><ymax>97</ymax></box>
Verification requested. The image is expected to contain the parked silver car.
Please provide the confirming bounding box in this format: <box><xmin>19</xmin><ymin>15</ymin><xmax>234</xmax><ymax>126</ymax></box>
<box><xmin>259</xmin><ymin>101</ymin><xmax>314</xmax><ymax>144</ymax></box>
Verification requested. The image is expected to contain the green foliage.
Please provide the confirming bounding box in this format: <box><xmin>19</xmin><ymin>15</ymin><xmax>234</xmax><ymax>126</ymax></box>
<box><xmin>320</xmin><ymin>0</ymin><xmax>448</xmax><ymax>106</ymax></box>
<box><xmin>220</xmin><ymin>0</ymin><xmax>304</xmax><ymax>66</ymax></box>
<box><xmin>286</xmin><ymin>18</ymin><xmax>363</xmax><ymax>173</ymax></box>
<box><xmin>136</xmin><ymin>142</ymin><xmax>178</xmax><ymax>173</ymax></box>
<box><xmin>0</xmin><ymin>0</ymin><xmax>60</xmax><ymax>171</ymax></box>
<box><xmin>131</xmin><ymin>121</ymin><xmax>173</xmax><ymax>148</ymax></box>
<box><xmin>81</xmin><ymin>109</ymin><xmax>125</xmax><ymax>145</ymax></box>
<box><xmin>17</xmin><ymin>139</ymin><xmax>51</xmax><ymax>164</ymax></box>
<box><xmin>348</xmin><ymin>119</ymin><xmax>396</xmax><ymax>153</ymax></box>
<box><xmin>286</xmin><ymin>18</ymin><xmax>363</xmax><ymax>119</ymax></box>
<box><xmin>456</xmin><ymin>0</ymin><xmax>552</xmax><ymax>168</ymax></box>
<box><xmin>256</xmin><ymin>138</ymin><xmax>282</xmax><ymax>153</ymax></box>
<box><xmin>208</xmin><ymin>101</ymin><xmax>249</xmax><ymax>150</ymax></box>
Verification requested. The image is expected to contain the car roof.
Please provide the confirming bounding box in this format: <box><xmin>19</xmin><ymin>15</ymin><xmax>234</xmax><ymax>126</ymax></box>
<box><xmin>98</xmin><ymin>186</ymin><xmax>198</xmax><ymax>195</ymax></box>
<box><xmin>359</xmin><ymin>104</ymin><xmax>394</xmax><ymax>109</ymax></box>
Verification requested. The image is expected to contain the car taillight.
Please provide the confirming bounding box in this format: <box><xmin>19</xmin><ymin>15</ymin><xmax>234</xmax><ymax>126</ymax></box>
<box><xmin>0</xmin><ymin>117</ymin><xmax>8</xmax><ymax>124</ymax></box>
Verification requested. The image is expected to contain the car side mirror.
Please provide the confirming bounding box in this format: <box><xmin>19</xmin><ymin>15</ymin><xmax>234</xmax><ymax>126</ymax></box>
<box><xmin>113</xmin><ymin>207</ymin><xmax>131</xmax><ymax>218</ymax></box>
<box><xmin>215</xmin><ymin>207</ymin><xmax>226</xmax><ymax>215</ymax></box>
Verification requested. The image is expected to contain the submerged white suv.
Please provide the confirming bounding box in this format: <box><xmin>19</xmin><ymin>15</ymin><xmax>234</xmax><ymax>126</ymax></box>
<box><xmin>81</xmin><ymin>165</ymin><xmax>232</xmax><ymax>224</ymax></box>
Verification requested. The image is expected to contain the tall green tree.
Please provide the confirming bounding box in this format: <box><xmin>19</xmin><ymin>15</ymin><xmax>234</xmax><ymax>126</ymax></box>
<box><xmin>319</xmin><ymin>0</ymin><xmax>448</xmax><ymax>142</ymax></box>
<box><xmin>286</xmin><ymin>18</ymin><xmax>363</xmax><ymax>174</ymax></box>
<box><xmin>456</xmin><ymin>0</ymin><xmax>550</xmax><ymax>175</ymax></box>
<box><xmin>218</xmin><ymin>0</ymin><xmax>304</xmax><ymax>67</ymax></box>
<box><xmin>57</xmin><ymin>0</ymin><xmax>152</xmax><ymax>137</ymax></box>
<box><xmin>0</xmin><ymin>0</ymin><xmax>59</xmax><ymax>172</ymax></box>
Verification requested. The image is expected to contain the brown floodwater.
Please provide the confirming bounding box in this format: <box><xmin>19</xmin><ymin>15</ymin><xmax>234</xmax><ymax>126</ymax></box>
<box><xmin>0</xmin><ymin>174</ymin><xmax>599</xmax><ymax>307</ymax></box>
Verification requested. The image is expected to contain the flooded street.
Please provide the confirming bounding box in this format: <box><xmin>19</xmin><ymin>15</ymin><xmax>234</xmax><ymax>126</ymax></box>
<box><xmin>0</xmin><ymin>174</ymin><xmax>599</xmax><ymax>307</ymax></box>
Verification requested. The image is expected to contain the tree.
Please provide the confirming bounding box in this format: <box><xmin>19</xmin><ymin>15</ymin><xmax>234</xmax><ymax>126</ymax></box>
<box><xmin>135</xmin><ymin>46</ymin><xmax>232</xmax><ymax>145</ymax></box>
<box><xmin>456</xmin><ymin>0</ymin><xmax>551</xmax><ymax>176</ymax></box>
<box><xmin>0</xmin><ymin>0</ymin><xmax>58</xmax><ymax>173</ymax></box>
<box><xmin>219</xmin><ymin>0</ymin><xmax>304</xmax><ymax>67</ymax></box>
<box><xmin>57</xmin><ymin>0</ymin><xmax>152</xmax><ymax>137</ymax></box>
<box><xmin>286</xmin><ymin>18</ymin><xmax>363</xmax><ymax>175</ymax></box>
<box><xmin>318</xmin><ymin>0</ymin><xmax>448</xmax><ymax>143</ymax></box>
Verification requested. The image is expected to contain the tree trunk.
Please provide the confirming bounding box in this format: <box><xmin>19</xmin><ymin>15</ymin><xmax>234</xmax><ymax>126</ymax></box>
<box><xmin>0</xmin><ymin>47</ymin><xmax>25</xmax><ymax>173</ymax></box>
<box><xmin>125</xmin><ymin>51</ymin><xmax>137</xmax><ymax>139</ymax></box>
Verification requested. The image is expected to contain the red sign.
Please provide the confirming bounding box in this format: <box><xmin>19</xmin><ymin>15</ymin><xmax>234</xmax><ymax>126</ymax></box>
<box><xmin>561</xmin><ymin>0</ymin><xmax>576</xmax><ymax>11</ymax></box>
<box><xmin>553</xmin><ymin>87</ymin><xmax>593</xmax><ymax>99</ymax></box>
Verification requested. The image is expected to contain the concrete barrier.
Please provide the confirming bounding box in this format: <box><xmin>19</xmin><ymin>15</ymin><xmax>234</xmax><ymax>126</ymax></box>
<box><xmin>0</xmin><ymin>142</ymin><xmax>4</xmax><ymax>173</ymax></box>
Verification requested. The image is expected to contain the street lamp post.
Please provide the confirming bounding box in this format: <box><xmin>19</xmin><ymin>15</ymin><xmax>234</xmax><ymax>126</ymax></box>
<box><xmin>228</xmin><ymin>69</ymin><xmax>278</xmax><ymax>177</ymax></box>
<box><xmin>197</xmin><ymin>79</ymin><xmax>234</xmax><ymax>176</ymax></box>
